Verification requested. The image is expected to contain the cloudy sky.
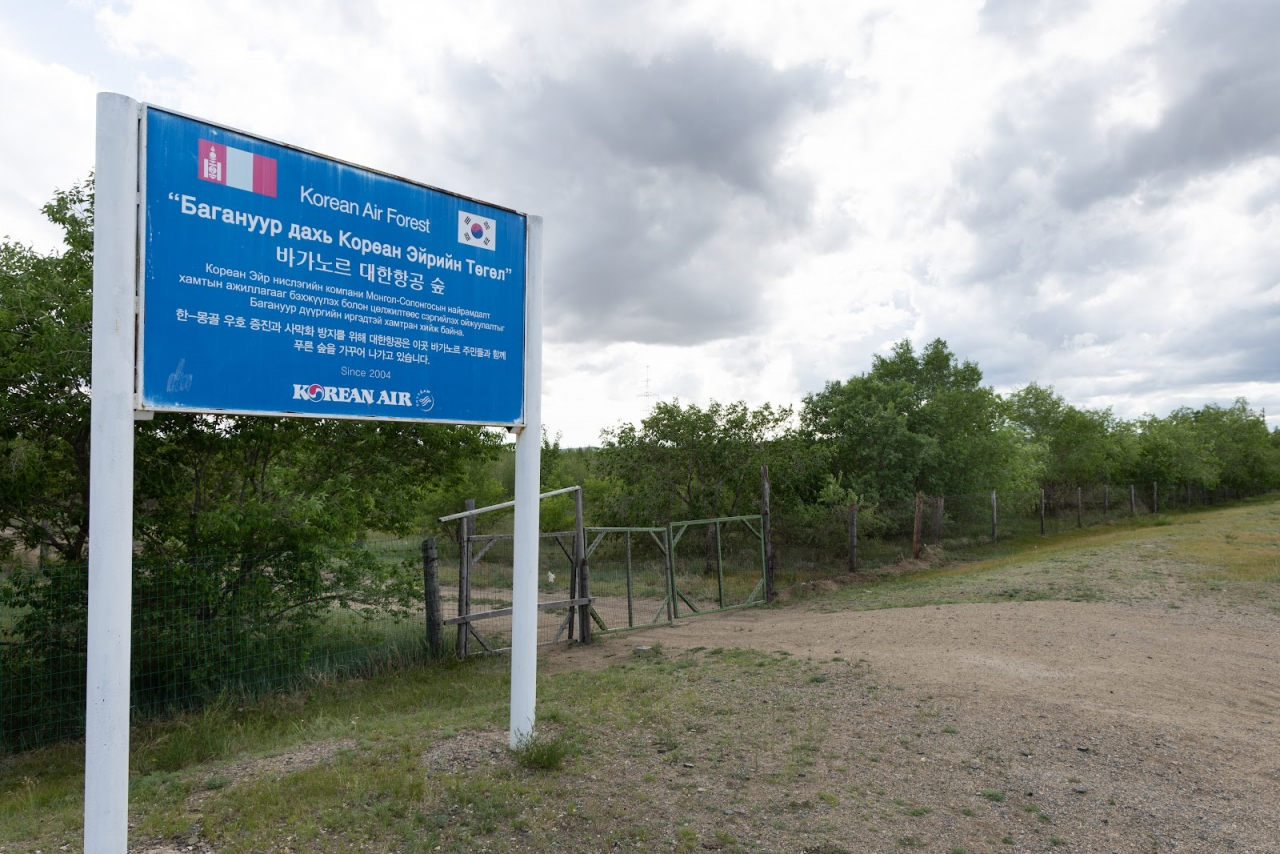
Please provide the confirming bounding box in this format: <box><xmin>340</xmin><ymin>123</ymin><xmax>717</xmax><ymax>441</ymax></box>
<box><xmin>2</xmin><ymin>0</ymin><xmax>1277</xmax><ymax>445</ymax></box>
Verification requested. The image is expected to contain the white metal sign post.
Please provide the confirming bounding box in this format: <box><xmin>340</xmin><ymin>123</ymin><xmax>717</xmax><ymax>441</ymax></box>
<box><xmin>85</xmin><ymin>91</ymin><xmax>139</xmax><ymax>854</ymax></box>
<box><xmin>509</xmin><ymin>215</ymin><xmax>543</xmax><ymax>748</ymax></box>
<box><xmin>84</xmin><ymin>92</ymin><xmax>542</xmax><ymax>851</ymax></box>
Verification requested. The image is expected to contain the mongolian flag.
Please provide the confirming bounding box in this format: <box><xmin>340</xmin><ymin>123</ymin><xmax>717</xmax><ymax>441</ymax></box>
<box><xmin>198</xmin><ymin>139</ymin><xmax>277</xmax><ymax>197</ymax></box>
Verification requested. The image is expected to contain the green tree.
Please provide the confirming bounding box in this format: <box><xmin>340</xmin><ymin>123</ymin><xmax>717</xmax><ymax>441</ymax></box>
<box><xmin>1128</xmin><ymin>410</ymin><xmax>1218</xmax><ymax>489</ymax></box>
<box><xmin>1007</xmin><ymin>382</ymin><xmax>1136</xmax><ymax>488</ymax></box>
<box><xmin>801</xmin><ymin>339</ymin><xmax>1026</xmax><ymax>501</ymax></box>
<box><xmin>1170</xmin><ymin>400</ymin><xmax>1277</xmax><ymax>493</ymax></box>
<box><xmin>598</xmin><ymin>399</ymin><xmax>793</xmax><ymax>525</ymax></box>
<box><xmin>0</xmin><ymin>181</ymin><xmax>96</xmax><ymax>564</ymax></box>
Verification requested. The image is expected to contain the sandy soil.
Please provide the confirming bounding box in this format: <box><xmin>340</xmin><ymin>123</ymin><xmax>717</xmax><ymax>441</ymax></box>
<box><xmin>545</xmin><ymin>593</ymin><xmax>1280</xmax><ymax>852</ymax></box>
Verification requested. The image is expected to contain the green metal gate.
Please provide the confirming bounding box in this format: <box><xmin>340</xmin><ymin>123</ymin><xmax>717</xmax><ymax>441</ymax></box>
<box><xmin>581</xmin><ymin>527</ymin><xmax>674</xmax><ymax>632</ymax></box>
<box><xmin>667</xmin><ymin>515</ymin><xmax>767</xmax><ymax>617</ymax></box>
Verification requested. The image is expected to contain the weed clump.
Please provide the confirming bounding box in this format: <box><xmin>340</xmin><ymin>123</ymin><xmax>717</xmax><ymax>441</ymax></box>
<box><xmin>511</xmin><ymin>731</ymin><xmax>574</xmax><ymax>771</ymax></box>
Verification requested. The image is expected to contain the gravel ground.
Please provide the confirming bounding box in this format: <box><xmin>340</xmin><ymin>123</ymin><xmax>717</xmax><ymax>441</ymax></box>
<box><xmin>539</xmin><ymin>589</ymin><xmax>1280</xmax><ymax>853</ymax></box>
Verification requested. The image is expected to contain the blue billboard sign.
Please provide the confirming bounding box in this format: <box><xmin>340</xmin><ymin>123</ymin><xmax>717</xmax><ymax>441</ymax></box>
<box><xmin>138</xmin><ymin>107</ymin><xmax>528</xmax><ymax>425</ymax></box>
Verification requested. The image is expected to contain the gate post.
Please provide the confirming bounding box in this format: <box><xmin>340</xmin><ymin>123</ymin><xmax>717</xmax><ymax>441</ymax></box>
<box><xmin>714</xmin><ymin>521</ymin><xmax>725</xmax><ymax>608</ymax></box>
<box><xmin>456</xmin><ymin>498</ymin><xmax>474</xmax><ymax>660</ymax></box>
<box><xmin>666</xmin><ymin>523</ymin><xmax>678</xmax><ymax>620</ymax></box>
<box><xmin>574</xmin><ymin>486</ymin><xmax>591</xmax><ymax>644</ymax></box>
<box><xmin>423</xmin><ymin>538</ymin><xmax>443</xmax><ymax>658</ymax></box>
<box><xmin>624</xmin><ymin>531</ymin><xmax>635</xmax><ymax>628</ymax></box>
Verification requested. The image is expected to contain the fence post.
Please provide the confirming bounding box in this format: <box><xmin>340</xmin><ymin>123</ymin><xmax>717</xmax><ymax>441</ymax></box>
<box><xmin>761</xmin><ymin>465</ymin><xmax>775</xmax><ymax>603</ymax></box>
<box><xmin>574</xmin><ymin>487</ymin><xmax>590</xmax><ymax>645</ymax></box>
<box><xmin>990</xmin><ymin>490</ymin><xmax>998</xmax><ymax>543</ymax></box>
<box><xmin>912</xmin><ymin>492</ymin><xmax>924</xmax><ymax>559</ymax></box>
<box><xmin>666</xmin><ymin>523</ymin><xmax>678</xmax><ymax>620</ymax></box>
<box><xmin>456</xmin><ymin>498</ymin><xmax>474</xmax><ymax>660</ymax></box>
<box><xmin>714</xmin><ymin>521</ymin><xmax>725</xmax><ymax>607</ymax></box>
<box><xmin>1130</xmin><ymin>484</ymin><xmax>1136</xmax><ymax>515</ymax></box>
<box><xmin>1077</xmin><ymin>486</ymin><xmax>1083</xmax><ymax>528</ymax></box>
<box><xmin>1104</xmin><ymin>484</ymin><xmax>1109</xmax><ymax>518</ymax></box>
<box><xmin>423</xmin><ymin>538</ymin><xmax>443</xmax><ymax>658</ymax></box>
<box><xmin>1040</xmin><ymin>488</ymin><xmax>1045</xmax><ymax>536</ymax></box>
<box><xmin>624</xmin><ymin>531</ymin><xmax>634</xmax><ymax>628</ymax></box>
<box><xmin>1186</xmin><ymin>483</ymin><xmax>1191</xmax><ymax>506</ymax></box>
<box><xmin>848</xmin><ymin>503</ymin><xmax>858</xmax><ymax>573</ymax></box>
<box><xmin>1153</xmin><ymin>482</ymin><xmax>1158</xmax><ymax>514</ymax></box>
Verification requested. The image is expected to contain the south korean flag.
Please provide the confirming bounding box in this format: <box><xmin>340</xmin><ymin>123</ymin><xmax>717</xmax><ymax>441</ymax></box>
<box><xmin>458</xmin><ymin>211</ymin><xmax>496</xmax><ymax>251</ymax></box>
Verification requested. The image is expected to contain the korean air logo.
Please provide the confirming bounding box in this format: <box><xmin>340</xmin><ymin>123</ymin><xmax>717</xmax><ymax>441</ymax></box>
<box><xmin>292</xmin><ymin>383</ymin><xmax>414</xmax><ymax>407</ymax></box>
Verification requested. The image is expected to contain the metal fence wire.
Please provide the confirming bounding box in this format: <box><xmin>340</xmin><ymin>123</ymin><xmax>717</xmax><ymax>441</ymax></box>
<box><xmin>668</xmin><ymin>515</ymin><xmax>767</xmax><ymax>616</ymax></box>
<box><xmin>2</xmin><ymin>546</ymin><xmax>431</xmax><ymax>754</ymax></box>
<box><xmin>584</xmin><ymin>527</ymin><xmax>674</xmax><ymax>632</ymax></box>
<box><xmin>769</xmin><ymin>483</ymin><xmax>1259</xmax><ymax>586</ymax></box>
<box><xmin>450</xmin><ymin>531</ymin><xmax>583</xmax><ymax>654</ymax></box>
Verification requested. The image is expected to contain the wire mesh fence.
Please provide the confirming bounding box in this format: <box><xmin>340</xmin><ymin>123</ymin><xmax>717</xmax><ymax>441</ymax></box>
<box><xmin>770</xmin><ymin>483</ymin><xmax>1264</xmax><ymax>586</ymax></box>
<box><xmin>584</xmin><ymin>528</ymin><xmax>673</xmax><ymax>632</ymax></box>
<box><xmin>1</xmin><ymin>546</ymin><xmax>434</xmax><ymax>754</ymax></box>
<box><xmin>669</xmin><ymin>516</ymin><xmax>766</xmax><ymax>616</ymax></box>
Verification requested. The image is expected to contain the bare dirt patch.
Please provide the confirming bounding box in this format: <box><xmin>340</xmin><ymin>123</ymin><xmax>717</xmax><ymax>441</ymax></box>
<box><xmin>533</xmin><ymin>530</ymin><xmax>1280</xmax><ymax>852</ymax></box>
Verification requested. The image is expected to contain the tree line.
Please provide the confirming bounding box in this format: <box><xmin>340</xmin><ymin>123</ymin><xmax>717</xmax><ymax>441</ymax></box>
<box><xmin>585</xmin><ymin>337</ymin><xmax>1278</xmax><ymax>532</ymax></box>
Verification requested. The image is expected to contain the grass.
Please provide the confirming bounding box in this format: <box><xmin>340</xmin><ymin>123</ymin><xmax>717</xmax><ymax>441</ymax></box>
<box><xmin>2</xmin><ymin>496</ymin><xmax>1276</xmax><ymax>852</ymax></box>
<box><xmin>816</xmin><ymin>497</ymin><xmax>1280</xmax><ymax>613</ymax></box>
<box><xmin>510</xmin><ymin>731</ymin><xmax>574</xmax><ymax>771</ymax></box>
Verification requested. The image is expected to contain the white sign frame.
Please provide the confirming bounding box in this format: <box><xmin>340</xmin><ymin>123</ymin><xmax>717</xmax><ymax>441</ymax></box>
<box><xmin>84</xmin><ymin>93</ymin><xmax>543</xmax><ymax>853</ymax></box>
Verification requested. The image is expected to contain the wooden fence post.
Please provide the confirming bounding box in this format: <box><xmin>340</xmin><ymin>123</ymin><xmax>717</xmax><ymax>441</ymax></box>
<box><xmin>574</xmin><ymin>486</ymin><xmax>590</xmax><ymax>645</ymax></box>
<box><xmin>1130</xmin><ymin>484</ymin><xmax>1136</xmax><ymax>515</ymax></box>
<box><xmin>423</xmin><ymin>538</ymin><xmax>443</xmax><ymax>658</ymax></box>
<box><xmin>990</xmin><ymin>490</ymin><xmax>998</xmax><ymax>543</ymax></box>
<box><xmin>1153</xmin><ymin>482</ymin><xmax>1158</xmax><ymax>514</ymax></box>
<box><xmin>1040</xmin><ymin>488</ymin><xmax>1045</xmax><ymax>535</ymax></box>
<box><xmin>848</xmin><ymin>503</ymin><xmax>858</xmax><ymax>573</ymax></box>
<box><xmin>459</xmin><ymin>500</ymin><xmax>475</xmax><ymax>658</ymax></box>
<box><xmin>912</xmin><ymin>492</ymin><xmax>924</xmax><ymax>559</ymax></box>
<box><xmin>666</xmin><ymin>523</ymin><xmax>678</xmax><ymax>621</ymax></box>
<box><xmin>933</xmin><ymin>496</ymin><xmax>945</xmax><ymax>544</ymax></box>
<box><xmin>1077</xmin><ymin>486</ymin><xmax>1083</xmax><ymax>529</ymax></box>
<box><xmin>1104</xmin><ymin>484</ymin><xmax>1109</xmax><ymax>518</ymax></box>
<box><xmin>761</xmin><ymin>465</ymin><xmax>775</xmax><ymax>603</ymax></box>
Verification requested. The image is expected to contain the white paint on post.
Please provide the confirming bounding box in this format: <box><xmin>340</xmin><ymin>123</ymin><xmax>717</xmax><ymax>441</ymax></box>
<box><xmin>85</xmin><ymin>92</ymin><xmax>140</xmax><ymax>854</ymax></box>
<box><xmin>509</xmin><ymin>215</ymin><xmax>543</xmax><ymax>748</ymax></box>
